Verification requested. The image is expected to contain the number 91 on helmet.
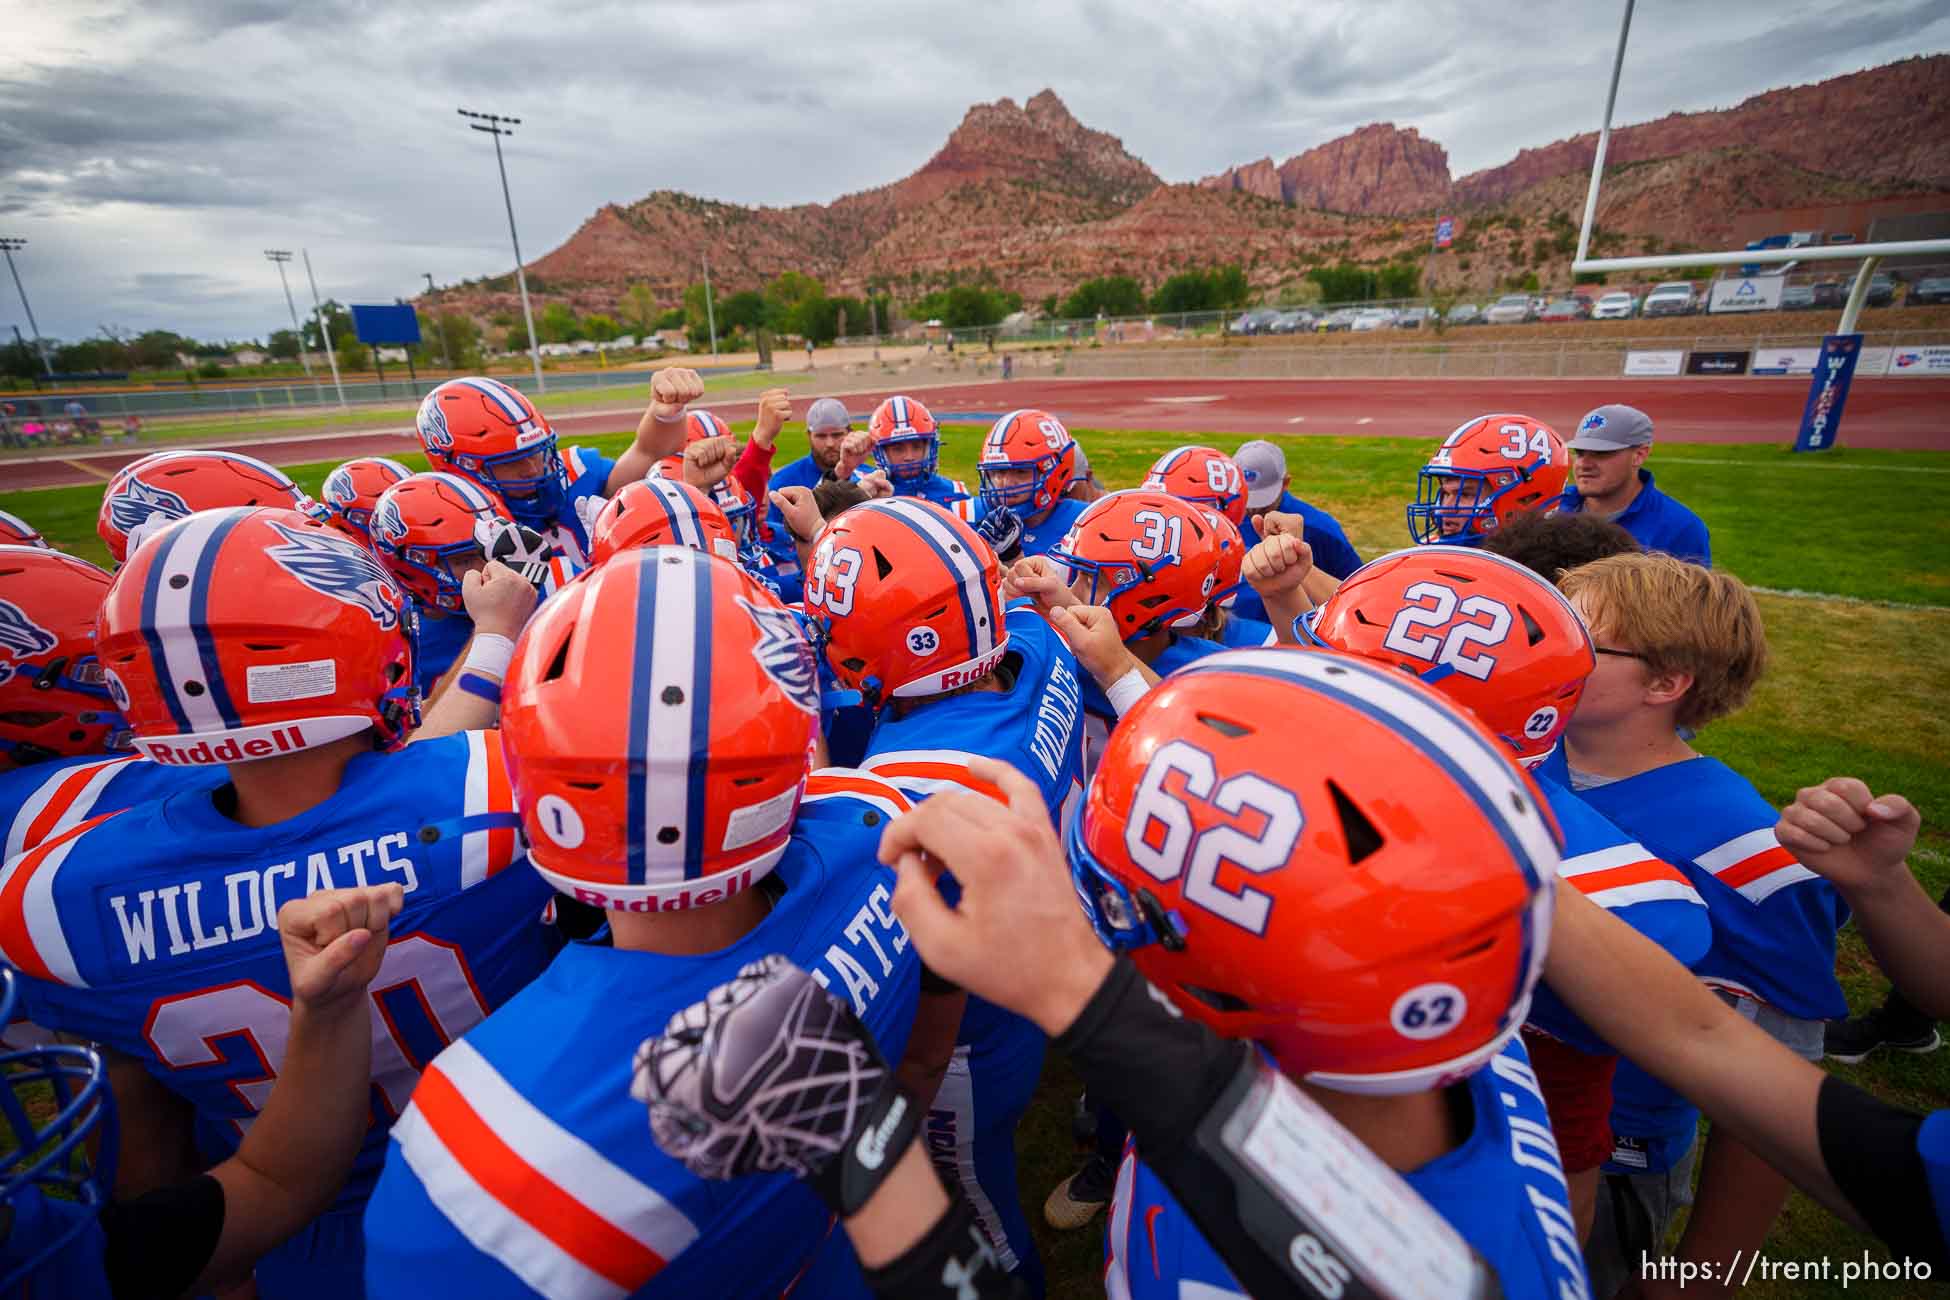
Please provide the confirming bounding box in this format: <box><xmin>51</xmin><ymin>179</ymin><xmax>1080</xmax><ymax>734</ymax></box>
<box><xmin>1066</xmin><ymin>647</ymin><xmax>1562</xmax><ymax>1095</ymax></box>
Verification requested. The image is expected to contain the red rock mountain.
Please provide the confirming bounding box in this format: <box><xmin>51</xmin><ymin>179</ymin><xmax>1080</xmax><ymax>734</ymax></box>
<box><xmin>431</xmin><ymin>58</ymin><xmax>1949</xmax><ymax>319</ymax></box>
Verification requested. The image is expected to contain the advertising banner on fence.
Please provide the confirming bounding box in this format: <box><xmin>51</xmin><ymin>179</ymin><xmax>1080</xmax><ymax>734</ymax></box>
<box><xmin>1686</xmin><ymin>350</ymin><xmax>1751</xmax><ymax>375</ymax></box>
<box><xmin>1889</xmin><ymin>345</ymin><xmax>1950</xmax><ymax>375</ymax></box>
<box><xmin>1707</xmin><ymin>277</ymin><xmax>1785</xmax><ymax>314</ymax></box>
<box><xmin>1752</xmin><ymin>346</ymin><xmax>1819</xmax><ymax>375</ymax></box>
<box><xmin>1623</xmin><ymin>350</ymin><xmax>1685</xmax><ymax>376</ymax></box>
<box><xmin>1856</xmin><ymin>346</ymin><xmax>1891</xmax><ymax>377</ymax></box>
<box><xmin>1794</xmin><ymin>334</ymin><xmax>1863</xmax><ymax>453</ymax></box>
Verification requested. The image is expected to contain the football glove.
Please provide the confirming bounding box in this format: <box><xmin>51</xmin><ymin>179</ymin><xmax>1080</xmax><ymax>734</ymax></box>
<box><xmin>631</xmin><ymin>954</ymin><xmax>920</xmax><ymax>1216</ymax></box>
<box><xmin>972</xmin><ymin>506</ymin><xmax>1024</xmax><ymax>564</ymax></box>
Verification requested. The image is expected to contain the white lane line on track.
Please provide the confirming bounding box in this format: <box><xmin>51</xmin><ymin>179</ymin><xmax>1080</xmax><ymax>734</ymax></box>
<box><xmin>1355</xmin><ymin>417</ymin><xmax>1374</xmax><ymax>425</ymax></box>
<box><xmin>1670</xmin><ymin>458</ymin><xmax>1950</xmax><ymax>474</ymax></box>
<box><xmin>1288</xmin><ymin>416</ymin><xmax>1306</xmax><ymax>423</ymax></box>
<box><xmin>1751</xmin><ymin>586</ymin><xmax>1950</xmax><ymax>613</ymax></box>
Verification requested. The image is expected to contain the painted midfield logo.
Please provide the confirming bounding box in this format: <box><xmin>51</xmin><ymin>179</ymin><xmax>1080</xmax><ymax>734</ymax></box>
<box><xmin>737</xmin><ymin>596</ymin><xmax>820</xmax><ymax>714</ymax></box>
<box><xmin>0</xmin><ymin>598</ymin><xmax>58</xmax><ymax>685</ymax></box>
<box><xmin>265</xmin><ymin>521</ymin><xmax>401</xmax><ymax>629</ymax></box>
<box><xmin>107</xmin><ymin>476</ymin><xmax>192</xmax><ymax>536</ymax></box>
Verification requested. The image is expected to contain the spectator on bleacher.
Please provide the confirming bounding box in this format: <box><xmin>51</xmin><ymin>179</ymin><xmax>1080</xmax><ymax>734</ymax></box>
<box><xmin>1550</xmin><ymin>404</ymin><xmax>1711</xmax><ymax>564</ymax></box>
<box><xmin>0</xmin><ymin>402</ymin><xmax>14</xmax><ymax>449</ymax></box>
<box><xmin>1227</xmin><ymin>438</ymin><xmax>1361</xmax><ymax>625</ymax></box>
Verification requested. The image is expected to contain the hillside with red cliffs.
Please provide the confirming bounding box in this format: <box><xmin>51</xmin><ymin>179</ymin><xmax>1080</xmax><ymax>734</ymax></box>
<box><xmin>433</xmin><ymin>58</ymin><xmax>1949</xmax><ymax>320</ymax></box>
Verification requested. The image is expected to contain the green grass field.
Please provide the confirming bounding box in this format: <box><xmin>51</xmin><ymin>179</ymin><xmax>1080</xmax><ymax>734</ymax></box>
<box><xmin>3</xmin><ymin>423</ymin><xmax>1946</xmax><ymax>1297</ymax></box>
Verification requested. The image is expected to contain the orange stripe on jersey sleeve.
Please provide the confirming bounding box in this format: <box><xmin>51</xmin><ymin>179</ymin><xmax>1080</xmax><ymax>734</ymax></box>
<box><xmin>804</xmin><ymin>772</ymin><xmax>914</xmax><ymax>812</ymax></box>
<box><xmin>1714</xmin><ymin>844</ymin><xmax>1799</xmax><ymax>890</ymax></box>
<box><xmin>1565</xmin><ymin>857</ymin><xmax>1691</xmax><ymax>897</ymax></box>
<box><xmin>22</xmin><ymin>758</ymin><xmax>130</xmax><ymax>852</ymax></box>
<box><xmin>0</xmin><ymin>811</ymin><xmax>119</xmax><ymax>982</ymax></box>
<box><xmin>412</xmin><ymin>1061</ymin><xmax>668</xmax><ymax>1289</ymax></box>
<box><xmin>866</xmin><ymin>759</ymin><xmax>1006</xmax><ymax>803</ymax></box>
<box><xmin>482</xmin><ymin>732</ymin><xmax>516</xmax><ymax>876</ymax></box>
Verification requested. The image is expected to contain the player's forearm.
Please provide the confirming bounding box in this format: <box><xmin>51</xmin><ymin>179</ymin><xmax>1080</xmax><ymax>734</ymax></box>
<box><xmin>893</xmin><ymin>986</ymin><xmax>966</xmax><ymax>1108</ymax></box>
<box><xmin>1301</xmin><ymin>567</ymin><xmax>1341</xmax><ymax>606</ymax></box>
<box><xmin>1837</xmin><ymin>870</ymin><xmax>1950</xmax><ymax>1019</ymax></box>
<box><xmin>1254</xmin><ymin>587</ymin><xmax>1310</xmax><ymax>643</ymax></box>
<box><xmin>199</xmin><ymin>997</ymin><xmax>372</xmax><ymax>1288</ymax></box>
<box><xmin>610</xmin><ymin>412</ymin><xmax>685</xmax><ymax>491</ymax></box>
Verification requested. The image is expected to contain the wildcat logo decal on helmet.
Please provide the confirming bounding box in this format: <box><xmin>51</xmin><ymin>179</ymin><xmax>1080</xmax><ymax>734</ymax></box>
<box><xmin>0</xmin><ymin>599</ymin><xmax>57</xmax><ymax>685</ymax></box>
<box><xmin>737</xmin><ymin>595</ymin><xmax>819</xmax><ymax>715</ymax></box>
<box><xmin>265</xmin><ymin>520</ymin><xmax>402</xmax><ymax>630</ymax></box>
<box><xmin>418</xmin><ymin>396</ymin><xmax>454</xmax><ymax>449</ymax></box>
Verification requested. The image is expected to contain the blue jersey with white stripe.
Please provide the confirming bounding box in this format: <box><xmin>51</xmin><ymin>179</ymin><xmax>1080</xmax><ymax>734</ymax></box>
<box><xmin>1106</xmin><ymin>1038</ymin><xmax>1590</xmax><ymax>1300</ymax></box>
<box><xmin>981</xmin><ymin>495</ymin><xmax>1087</xmax><ymax>559</ymax></box>
<box><xmin>544</xmin><ymin>444</ymin><xmax>613</xmax><ymax>569</ymax></box>
<box><xmin>0</xmin><ymin>754</ymin><xmax>220</xmax><ymax>862</ymax></box>
<box><xmin>362</xmin><ymin>773</ymin><xmax>923</xmax><ymax>1300</ymax></box>
<box><xmin>1538</xmin><ymin>751</ymin><xmax>1845</xmax><ymax>1021</ymax></box>
<box><xmin>1525</xmin><ymin>776</ymin><xmax>1710</xmax><ymax>1054</ymax></box>
<box><xmin>0</xmin><ymin>732</ymin><xmax>556</xmax><ymax>1216</ymax></box>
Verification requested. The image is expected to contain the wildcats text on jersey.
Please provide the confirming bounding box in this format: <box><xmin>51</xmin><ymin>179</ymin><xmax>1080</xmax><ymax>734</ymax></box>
<box><xmin>808</xmin><ymin>878</ymin><xmax>911</xmax><ymax>1016</ymax></box>
<box><xmin>1027</xmin><ymin>655</ymin><xmax>1083</xmax><ymax>784</ymax></box>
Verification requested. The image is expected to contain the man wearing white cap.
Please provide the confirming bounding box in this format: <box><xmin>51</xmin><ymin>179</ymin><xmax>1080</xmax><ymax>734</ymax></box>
<box><xmin>1550</xmin><ymin>404</ymin><xmax>1711</xmax><ymax>565</ymax></box>
<box><xmin>1229</xmin><ymin>438</ymin><xmax>1362</xmax><ymax>625</ymax></box>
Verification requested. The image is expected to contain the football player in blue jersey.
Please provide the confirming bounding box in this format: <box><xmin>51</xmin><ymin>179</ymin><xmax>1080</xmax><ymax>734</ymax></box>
<box><xmin>1539</xmin><ymin>552</ymin><xmax>1844</xmax><ymax>1298</ymax></box>
<box><xmin>975</xmin><ymin>408</ymin><xmax>1086</xmax><ymax>558</ymax></box>
<box><xmin>803</xmin><ymin>497</ymin><xmax>1088</xmax><ymax>1296</ymax></box>
<box><xmin>0</xmin><ymin>506</ymin><xmax>558</xmax><ymax>1300</ymax></box>
<box><xmin>414</xmin><ymin>367</ymin><xmax>705</xmax><ymax>569</ymax></box>
<box><xmin>1303</xmin><ymin>545</ymin><xmax>1713</xmax><ymax>1242</ymax></box>
<box><xmin>363</xmin><ymin>547</ymin><xmax>959</xmax><ymax>1298</ymax></box>
<box><xmin>849</xmin><ymin>395</ymin><xmax>975</xmax><ymax>519</ymax></box>
<box><xmin>1</xmin><ymin>884</ymin><xmax>403</xmax><ymax>1299</ymax></box>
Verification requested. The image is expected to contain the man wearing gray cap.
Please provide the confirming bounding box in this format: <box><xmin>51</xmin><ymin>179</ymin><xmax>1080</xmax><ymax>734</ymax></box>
<box><xmin>1550</xmin><ymin>405</ymin><xmax>1711</xmax><ymax>564</ymax></box>
<box><xmin>1227</xmin><ymin>438</ymin><xmax>1363</xmax><ymax>626</ymax></box>
<box><xmin>757</xmin><ymin>396</ymin><xmax>854</xmax><ymax>601</ymax></box>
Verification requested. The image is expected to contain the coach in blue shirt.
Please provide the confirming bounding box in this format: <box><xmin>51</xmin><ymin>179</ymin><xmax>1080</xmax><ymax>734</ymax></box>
<box><xmin>1230</xmin><ymin>439</ymin><xmax>1363</xmax><ymax>622</ymax></box>
<box><xmin>1551</xmin><ymin>404</ymin><xmax>1711</xmax><ymax>564</ymax></box>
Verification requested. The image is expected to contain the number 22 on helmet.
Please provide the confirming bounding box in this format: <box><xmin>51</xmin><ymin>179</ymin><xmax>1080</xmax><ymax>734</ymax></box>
<box><xmin>1068</xmin><ymin>648</ymin><xmax>1561</xmax><ymax>1094</ymax></box>
<box><xmin>1300</xmin><ymin>546</ymin><xmax>1594</xmax><ymax>762</ymax></box>
<box><xmin>1049</xmin><ymin>490</ymin><xmax>1223</xmax><ymax>642</ymax></box>
<box><xmin>1406</xmin><ymin>413</ymin><xmax>1567</xmax><ymax>546</ymax></box>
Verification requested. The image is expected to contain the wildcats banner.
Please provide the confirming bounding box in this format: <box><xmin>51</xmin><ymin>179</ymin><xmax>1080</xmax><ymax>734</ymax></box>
<box><xmin>1434</xmin><ymin>217</ymin><xmax>1456</xmax><ymax>249</ymax></box>
<box><xmin>1793</xmin><ymin>334</ymin><xmax>1863</xmax><ymax>453</ymax></box>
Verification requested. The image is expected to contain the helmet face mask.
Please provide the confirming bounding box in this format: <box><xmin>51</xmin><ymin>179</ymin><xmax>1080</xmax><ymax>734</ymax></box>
<box><xmin>868</xmin><ymin>396</ymin><xmax>941</xmax><ymax>489</ymax></box>
<box><xmin>1408</xmin><ymin>467</ymin><xmax>1514</xmax><ymax>544</ymax></box>
<box><xmin>449</xmin><ymin>441</ymin><xmax>566</xmax><ymax>525</ymax></box>
<box><xmin>417</xmin><ymin>378</ymin><xmax>566</xmax><ymax>528</ymax></box>
<box><xmin>370</xmin><ymin>474</ymin><xmax>516</xmax><ymax>612</ymax></box>
<box><xmin>1049</xmin><ymin>491</ymin><xmax>1220</xmax><ymax>643</ymax></box>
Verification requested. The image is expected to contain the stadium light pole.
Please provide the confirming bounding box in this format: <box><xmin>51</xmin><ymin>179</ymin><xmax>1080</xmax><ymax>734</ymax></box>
<box><xmin>301</xmin><ymin>248</ymin><xmax>347</xmax><ymax>407</ymax></box>
<box><xmin>424</xmin><ymin>272</ymin><xmax>455</xmax><ymax>372</ymax></box>
<box><xmin>0</xmin><ymin>238</ymin><xmax>53</xmax><ymax>376</ymax></box>
<box><xmin>459</xmin><ymin>108</ymin><xmax>546</xmax><ymax>394</ymax></box>
<box><xmin>265</xmin><ymin>250</ymin><xmax>321</xmax><ymax>395</ymax></box>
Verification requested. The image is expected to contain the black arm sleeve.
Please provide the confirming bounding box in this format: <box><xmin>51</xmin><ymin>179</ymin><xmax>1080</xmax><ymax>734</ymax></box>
<box><xmin>98</xmin><ymin>1173</ymin><xmax>225</xmax><ymax>1300</ymax></box>
<box><xmin>1055</xmin><ymin>959</ymin><xmax>1500</xmax><ymax>1300</ymax></box>
<box><xmin>1817</xmin><ymin>1075</ymin><xmax>1949</xmax><ymax>1269</ymax></box>
<box><xmin>862</xmin><ymin>1191</ymin><xmax>1031</xmax><ymax>1300</ymax></box>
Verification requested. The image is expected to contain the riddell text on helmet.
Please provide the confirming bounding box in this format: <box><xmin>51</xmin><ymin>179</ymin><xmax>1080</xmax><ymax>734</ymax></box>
<box><xmin>141</xmin><ymin>725</ymin><xmax>312</xmax><ymax>765</ymax></box>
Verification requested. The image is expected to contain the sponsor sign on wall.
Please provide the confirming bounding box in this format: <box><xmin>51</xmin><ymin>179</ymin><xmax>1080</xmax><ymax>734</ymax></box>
<box><xmin>1855</xmin><ymin>346</ymin><xmax>1891</xmax><ymax>377</ymax></box>
<box><xmin>1889</xmin><ymin>345</ymin><xmax>1950</xmax><ymax>375</ymax></box>
<box><xmin>1707</xmin><ymin>277</ymin><xmax>1785</xmax><ymax>314</ymax></box>
<box><xmin>1686</xmin><ymin>350</ymin><xmax>1751</xmax><ymax>375</ymax></box>
<box><xmin>1752</xmin><ymin>346</ymin><xmax>1819</xmax><ymax>376</ymax></box>
<box><xmin>1623</xmin><ymin>350</ymin><xmax>1685</xmax><ymax>376</ymax></box>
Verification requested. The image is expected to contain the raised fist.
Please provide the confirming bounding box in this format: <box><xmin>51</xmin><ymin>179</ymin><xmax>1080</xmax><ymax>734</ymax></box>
<box><xmin>649</xmin><ymin>367</ymin><xmax>705</xmax><ymax>421</ymax></box>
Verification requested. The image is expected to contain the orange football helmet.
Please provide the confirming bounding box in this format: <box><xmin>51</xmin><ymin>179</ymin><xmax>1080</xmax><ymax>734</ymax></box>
<box><xmin>1407</xmin><ymin>413</ymin><xmax>1567</xmax><ymax>546</ymax></box>
<box><xmin>1069</xmin><ymin>647</ymin><xmax>1560</xmax><ymax>1094</ymax></box>
<box><xmin>368</xmin><ymin>472</ymin><xmax>515</xmax><ymax>612</ymax></box>
<box><xmin>802</xmin><ymin>498</ymin><xmax>1006</xmax><ymax>708</ymax></box>
<box><xmin>977</xmin><ymin>408</ymin><xmax>1075</xmax><ymax>515</ymax></box>
<box><xmin>0</xmin><ymin>546</ymin><xmax>125</xmax><ymax>767</ymax></box>
<box><xmin>869</xmin><ymin>395</ymin><xmax>941</xmax><ymax>486</ymax></box>
<box><xmin>98</xmin><ymin>450</ymin><xmax>320</xmax><ymax>564</ymax></box>
<box><xmin>0</xmin><ymin>509</ymin><xmax>47</xmax><ymax>549</ymax></box>
<box><xmin>415</xmin><ymin>377</ymin><xmax>563</xmax><ymax>528</ymax></box>
<box><xmin>96</xmin><ymin>507</ymin><xmax>417</xmax><ymax>764</ymax></box>
<box><xmin>1142</xmin><ymin>446</ymin><xmax>1246</xmax><ymax>526</ymax></box>
<box><xmin>319</xmin><ymin>456</ymin><xmax>414</xmax><ymax>543</ymax></box>
<box><xmin>1050</xmin><ymin>490</ymin><xmax>1226</xmax><ymax>642</ymax></box>
<box><xmin>1204</xmin><ymin>510</ymin><xmax>1245</xmax><ymax>607</ymax></box>
<box><xmin>652</xmin><ymin>410</ymin><xmax>737</xmax><ymax>481</ymax></box>
<box><xmin>589</xmin><ymin>477</ymin><xmax>739</xmax><ymax>566</ymax></box>
<box><xmin>499</xmin><ymin>548</ymin><xmax>820</xmax><ymax>910</ymax></box>
<box><xmin>1301</xmin><ymin>547</ymin><xmax>1594</xmax><ymax>762</ymax></box>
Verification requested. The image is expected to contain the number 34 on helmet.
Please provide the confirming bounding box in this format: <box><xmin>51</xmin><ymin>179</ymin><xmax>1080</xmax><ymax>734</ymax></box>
<box><xmin>1407</xmin><ymin>413</ymin><xmax>1567</xmax><ymax>546</ymax></box>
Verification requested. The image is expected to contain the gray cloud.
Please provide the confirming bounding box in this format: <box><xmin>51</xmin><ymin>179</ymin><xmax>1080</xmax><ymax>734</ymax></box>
<box><xmin>0</xmin><ymin>0</ymin><xmax>1943</xmax><ymax>341</ymax></box>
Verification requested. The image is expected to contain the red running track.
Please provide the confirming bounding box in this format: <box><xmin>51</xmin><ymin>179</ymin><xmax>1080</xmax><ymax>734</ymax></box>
<box><xmin>9</xmin><ymin>376</ymin><xmax>1946</xmax><ymax>490</ymax></box>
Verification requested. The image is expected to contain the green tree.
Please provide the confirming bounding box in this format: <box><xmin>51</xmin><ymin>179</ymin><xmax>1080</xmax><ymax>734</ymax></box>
<box><xmin>910</xmin><ymin>284</ymin><xmax>1017</xmax><ymax>329</ymax></box>
<box><xmin>618</xmin><ymin>281</ymin><xmax>660</xmax><ymax>338</ymax></box>
<box><xmin>1306</xmin><ymin>264</ymin><xmax>1377</xmax><ymax>304</ymax></box>
<box><xmin>1376</xmin><ymin>261</ymin><xmax>1421</xmax><ymax>299</ymax></box>
<box><xmin>267</xmin><ymin>329</ymin><xmax>303</xmax><ymax>360</ymax></box>
<box><xmin>300</xmin><ymin>303</ymin><xmax>352</xmax><ymax>354</ymax></box>
<box><xmin>0</xmin><ymin>336</ymin><xmax>41</xmax><ymax>380</ymax></box>
<box><xmin>337</xmin><ymin>335</ymin><xmax>372</xmax><ymax>372</ymax></box>
<box><xmin>1060</xmin><ymin>275</ymin><xmax>1144</xmax><ymax>319</ymax></box>
<box><xmin>582</xmin><ymin>313</ymin><xmax>620</xmax><ymax>342</ymax></box>
<box><xmin>538</xmin><ymin>302</ymin><xmax>582</xmax><ymax>344</ymax></box>
<box><xmin>655</xmin><ymin>306</ymin><xmax>685</xmax><ymax>331</ymax></box>
<box><xmin>720</xmin><ymin>291</ymin><xmax>768</xmax><ymax>333</ymax></box>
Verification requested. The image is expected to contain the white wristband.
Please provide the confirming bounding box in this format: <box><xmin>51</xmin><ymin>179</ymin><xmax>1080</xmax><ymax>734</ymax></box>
<box><xmin>463</xmin><ymin>633</ymin><xmax>516</xmax><ymax>682</ymax></box>
<box><xmin>651</xmin><ymin>405</ymin><xmax>689</xmax><ymax>424</ymax></box>
<box><xmin>1104</xmin><ymin>667</ymin><xmax>1151</xmax><ymax>718</ymax></box>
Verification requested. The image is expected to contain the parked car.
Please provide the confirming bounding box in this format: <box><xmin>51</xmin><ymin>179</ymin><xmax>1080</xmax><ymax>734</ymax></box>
<box><xmin>1912</xmin><ymin>276</ymin><xmax>1950</xmax><ymax>305</ymax></box>
<box><xmin>1867</xmin><ymin>274</ymin><xmax>1895</xmax><ymax>307</ymax></box>
<box><xmin>1446</xmin><ymin>302</ymin><xmax>1482</xmax><ymax>325</ymax></box>
<box><xmin>1483</xmin><ymin>294</ymin><xmax>1536</xmax><ymax>325</ymax></box>
<box><xmin>1395</xmin><ymin>306</ymin><xmax>1436</xmax><ymax>329</ymax></box>
<box><xmin>1315</xmin><ymin>308</ymin><xmax>1359</xmax><ymax>332</ymax></box>
<box><xmin>1641</xmin><ymin>282</ymin><xmax>1697</xmax><ymax>317</ymax></box>
<box><xmin>1350</xmin><ymin>308</ymin><xmax>1398</xmax><ymax>332</ymax></box>
<box><xmin>1267</xmin><ymin>309</ymin><xmax>1315</xmax><ymax>334</ymax></box>
<box><xmin>1810</xmin><ymin>281</ymin><xmax>1845</xmax><ymax>309</ymax></box>
<box><xmin>1590</xmin><ymin>291</ymin><xmax>1637</xmax><ymax>319</ymax></box>
<box><xmin>1780</xmin><ymin>284</ymin><xmax>1817</xmax><ymax>310</ymax></box>
<box><xmin>1539</xmin><ymin>297</ymin><xmax>1591</xmax><ymax>322</ymax></box>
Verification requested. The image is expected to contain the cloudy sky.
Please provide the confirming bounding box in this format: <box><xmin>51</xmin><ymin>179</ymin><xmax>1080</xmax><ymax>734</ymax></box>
<box><xmin>3</xmin><ymin>0</ymin><xmax>1943</xmax><ymax>342</ymax></box>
